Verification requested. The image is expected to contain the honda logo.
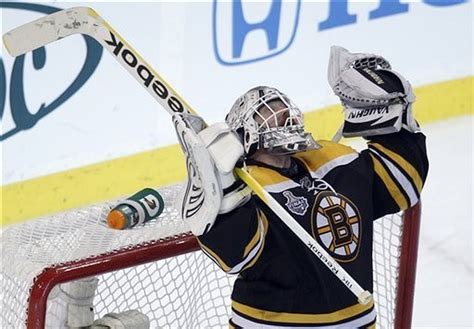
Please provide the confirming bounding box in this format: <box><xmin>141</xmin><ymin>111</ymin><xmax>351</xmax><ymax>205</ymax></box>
<box><xmin>213</xmin><ymin>0</ymin><xmax>301</xmax><ymax>66</ymax></box>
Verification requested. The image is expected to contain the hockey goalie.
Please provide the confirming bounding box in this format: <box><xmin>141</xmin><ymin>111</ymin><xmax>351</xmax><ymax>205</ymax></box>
<box><xmin>173</xmin><ymin>46</ymin><xmax>429</xmax><ymax>328</ymax></box>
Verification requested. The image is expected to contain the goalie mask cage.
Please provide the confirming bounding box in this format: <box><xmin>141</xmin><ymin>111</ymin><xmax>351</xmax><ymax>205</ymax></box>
<box><xmin>1</xmin><ymin>184</ymin><xmax>421</xmax><ymax>329</ymax></box>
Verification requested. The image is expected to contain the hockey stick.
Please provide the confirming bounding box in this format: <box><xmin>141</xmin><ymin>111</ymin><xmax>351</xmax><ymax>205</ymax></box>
<box><xmin>3</xmin><ymin>7</ymin><xmax>371</xmax><ymax>305</ymax></box>
<box><xmin>3</xmin><ymin>7</ymin><xmax>195</xmax><ymax>116</ymax></box>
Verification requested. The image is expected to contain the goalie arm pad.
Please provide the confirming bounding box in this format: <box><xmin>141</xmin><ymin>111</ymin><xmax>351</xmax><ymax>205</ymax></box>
<box><xmin>328</xmin><ymin>46</ymin><xmax>420</xmax><ymax>140</ymax></box>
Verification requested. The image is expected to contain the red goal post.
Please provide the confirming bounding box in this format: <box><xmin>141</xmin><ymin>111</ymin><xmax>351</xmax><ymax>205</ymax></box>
<box><xmin>394</xmin><ymin>202</ymin><xmax>421</xmax><ymax>328</ymax></box>
<box><xmin>26</xmin><ymin>233</ymin><xmax>200</xmax><ymax>328</ymax></box>
<box><xmin>1</xmin><ymin>184</ymin><xmax>421</xmax><ymax>329</ymax></box>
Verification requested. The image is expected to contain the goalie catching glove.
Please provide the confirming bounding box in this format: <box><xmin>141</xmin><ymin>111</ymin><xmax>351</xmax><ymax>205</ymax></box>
<box><xmin>173</xmin><ymin>113</ymin><xmax>251</xmax><ymax>236</ymax></box>
<box><xmin>328</xmin><ymin>46</ymin><xmax>420</xmax><ymax>140</ymax></box>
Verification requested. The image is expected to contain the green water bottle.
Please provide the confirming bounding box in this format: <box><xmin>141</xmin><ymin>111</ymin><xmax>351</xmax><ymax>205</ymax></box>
<box><xmin>107</xmin><ymin>188</ymin><xmax>164</xmax><ymax>229</ymax></box>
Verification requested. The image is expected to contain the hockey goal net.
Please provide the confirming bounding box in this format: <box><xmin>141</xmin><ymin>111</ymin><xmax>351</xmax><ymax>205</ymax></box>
<box><xmin>1</xmin><ymin>184</ymin><xmax>421</xmax><ymax>329</ymax></box>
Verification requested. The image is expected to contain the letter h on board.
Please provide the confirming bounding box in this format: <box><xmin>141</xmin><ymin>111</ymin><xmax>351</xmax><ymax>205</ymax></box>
<box><xmin>232</xmin><ymin>0</ymin><xmax>281</xmax><ymax>58</ymax></box>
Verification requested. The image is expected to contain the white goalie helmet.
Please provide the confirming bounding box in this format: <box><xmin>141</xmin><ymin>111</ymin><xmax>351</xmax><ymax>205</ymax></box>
<box><xmin>226</xmin><ymin>86</ymin><xmax>319</xmax><ymax>155</ymax></box>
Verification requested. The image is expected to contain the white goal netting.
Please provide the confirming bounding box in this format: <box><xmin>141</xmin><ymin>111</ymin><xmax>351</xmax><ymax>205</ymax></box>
<box><xmin>1</xmin><ymin>183</ymin><xmax>413</xmax><ymax>328</ymax></box>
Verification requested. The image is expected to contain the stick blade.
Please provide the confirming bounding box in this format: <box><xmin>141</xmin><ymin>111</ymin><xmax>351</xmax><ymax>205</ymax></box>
<box><xmin>3</xmin><ymin>23</ymin><xmax>55</xmax><ymax>57</ymax></box>
<box><xmin>2</xmin><ymin>7</ymin><xmax>95</xmax><ymax>57</ymax></box>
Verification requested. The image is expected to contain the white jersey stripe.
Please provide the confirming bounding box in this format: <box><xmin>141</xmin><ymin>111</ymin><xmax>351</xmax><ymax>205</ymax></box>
<box><xmin>310</xmin><ymin>153</ymin><xmax>359</xmax><ymax>179</ymax></box>
<box><xmin>265</xmin><ymin>180</ymin><xmax>300</xmax><ymax>193</ymax></box>
<box><xmin>370</xmin><ymin>149</ymin><xmax>418</xmax><ymax>206</ymax></box>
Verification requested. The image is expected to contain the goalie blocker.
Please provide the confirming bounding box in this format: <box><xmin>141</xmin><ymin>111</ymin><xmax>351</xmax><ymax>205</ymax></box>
<box><xmin>172</xmin><ymin>114</ymin><xmax>250</xmax><ymax>236</ymax></box>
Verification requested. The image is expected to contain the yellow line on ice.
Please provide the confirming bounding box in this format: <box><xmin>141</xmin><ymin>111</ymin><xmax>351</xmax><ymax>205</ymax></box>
<box><xmin>2</xmin><ymin>145</ymin><xmax>186</xmax><ymax>226</ymax></box>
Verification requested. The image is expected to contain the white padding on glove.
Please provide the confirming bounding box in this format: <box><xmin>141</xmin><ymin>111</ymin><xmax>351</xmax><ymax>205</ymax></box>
<box><xmin>328</xmin><ymin>45</ymin><xmax>391</xmax><ymax>94</ymax></box>
<box><xmin>328</xmin><ymin>45</ymin><xmax>420</xmax><ymax>140</ymax></box>
<box><xmin>198</xmin><ymin>123</ymin><xmax>243</xmax><ymax>188</ymax></box>
<box><xmin>328</xmin><ymin>46</ymin><xmax>409</xmax><ymax>107</ymax></box>
<box><xmin>198</xmin><ymin>122</ymin><xmax>251</xmax><ymax>214</ymax></box>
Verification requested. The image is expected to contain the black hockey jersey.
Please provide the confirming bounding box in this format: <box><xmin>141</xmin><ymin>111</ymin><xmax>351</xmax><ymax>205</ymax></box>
<box><xmin>198</xmin><ymin>130</ymin><xmax>428</xmax><ymax>328</ymax></box>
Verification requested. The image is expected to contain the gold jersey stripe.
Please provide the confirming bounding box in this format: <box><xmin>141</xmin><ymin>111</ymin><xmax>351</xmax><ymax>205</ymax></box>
<box><xmin>242</xmin><ymin>209</ymin><xmax>269</xmax><ymax>271</ymax></box>
<box><xmin>247</xmin><ymin>141</ymin><xmax>358</xmax><ymax>189</ymax></box>
<box><xmin>247</xmin><ymin>166</ymin><xmax>289</xmax><ymax>187</ymax></box>
<box><xmin>243</xmin><ymin>211</ymin><xmax>263</xmax><ymax>257</ymax></box>
<box><xmin>370</xmin><ymin>142</ymin><xmax>424</xmax><ymax>194</ymax></box>
<box><xmin>294</xmin><ymin>140</ymin><xmax>358</xmax><ymax>172</ymax></box>
<box><xmin>370</xmin><ymin>154</ymin><xmax>409</xmax><ymax>210</ymax></box>
<box><xmin>231</xmin><ymin>299</ymin><xmax>374</xmax><ymax>324</ymax></box>
<box><xmin>196</xmin><ymin>238</ymin><xmax>232</xmax><ymax>273</ymax></box>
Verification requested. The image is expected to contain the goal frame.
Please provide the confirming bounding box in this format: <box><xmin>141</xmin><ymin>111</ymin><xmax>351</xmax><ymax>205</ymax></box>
<box><xmin>394</xmin><ymin>202</ymin><xmax>421</xmax><ymax>328</ymax></box>
<box><xmin>25</xmin><ymin>203</ymin><xmax>421</xmax><ymax>329</ymax></box>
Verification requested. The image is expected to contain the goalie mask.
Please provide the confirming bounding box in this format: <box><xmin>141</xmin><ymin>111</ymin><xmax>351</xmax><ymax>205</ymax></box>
<box><xmin>226</xmin><ymin>86</ymin><xmax>319</xmax><ymax>156</ymax></box>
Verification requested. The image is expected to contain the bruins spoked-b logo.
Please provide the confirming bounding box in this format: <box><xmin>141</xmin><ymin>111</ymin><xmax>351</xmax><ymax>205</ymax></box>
<box><xmin>311</xmin><ymin>191</ymin><xmax>361</xmax><ymax>262</ymax></box>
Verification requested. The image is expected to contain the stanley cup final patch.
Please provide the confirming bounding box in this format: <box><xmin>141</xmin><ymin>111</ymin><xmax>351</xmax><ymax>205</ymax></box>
<box><xmin>283</xmin><ymin>191</ymin><xmax>309</xmax><ymax>216</ymax></box>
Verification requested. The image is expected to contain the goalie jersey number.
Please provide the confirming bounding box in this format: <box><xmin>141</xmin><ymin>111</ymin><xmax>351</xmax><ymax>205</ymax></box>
<box><xmin>311</xmin><ymin>191</ymin><xmax>362</xmax><ymax>262</ymax></box>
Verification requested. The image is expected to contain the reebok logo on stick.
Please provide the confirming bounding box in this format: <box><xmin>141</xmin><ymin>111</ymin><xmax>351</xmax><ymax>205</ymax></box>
<box><xmin>104</xmin><ymin>32</ymin><xmax>185</xmax><ymax>114</ymax></box>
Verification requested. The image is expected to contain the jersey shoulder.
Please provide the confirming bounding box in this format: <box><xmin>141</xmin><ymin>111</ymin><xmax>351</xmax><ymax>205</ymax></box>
<box><xmin>293</xmin><ymin>140</ymin><xmax>359</xmax><ymax>176</ymax></box>
<box><xmin>246</xmin><ymin>141</ymin><xmax>359</xmax><ymax>188</ymax></box>
<box><xmin>247</xmin><ymin>165</ymin><xmax>289</xmax><ymax>188</ymax></box>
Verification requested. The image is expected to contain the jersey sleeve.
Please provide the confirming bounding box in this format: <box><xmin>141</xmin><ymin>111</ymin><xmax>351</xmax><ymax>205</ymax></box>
<box><xmin>363</xmin><ymin>130</ymin><xmax>429</xmax><ymax>219</ymax></box>
<box><xmin>196</xmin><ymin>197</ymin><xmax>269</xmax><ymax>274</ymax></box>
